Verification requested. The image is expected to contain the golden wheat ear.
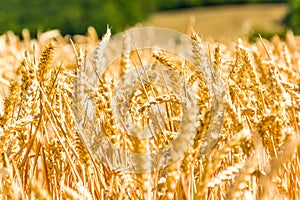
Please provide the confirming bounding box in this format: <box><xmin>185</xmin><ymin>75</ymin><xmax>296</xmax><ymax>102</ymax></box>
<box><xmin>36</xmin><ymin>42</ymin><xmax>56</xmax><ymax>94</ymax></box>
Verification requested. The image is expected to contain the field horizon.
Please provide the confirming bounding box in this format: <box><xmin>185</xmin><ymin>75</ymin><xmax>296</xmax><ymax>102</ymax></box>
<box><xmin>144</xmin><ymin>3</ymin><xmax>288</xmax><ymax>42</ymax></box>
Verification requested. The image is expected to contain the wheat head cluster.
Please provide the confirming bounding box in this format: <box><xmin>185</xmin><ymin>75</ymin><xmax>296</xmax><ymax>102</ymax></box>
<box><xmin>0</xmin><ymin>27</ymin><xmax>299</xmax><ymax>200</ymax></box>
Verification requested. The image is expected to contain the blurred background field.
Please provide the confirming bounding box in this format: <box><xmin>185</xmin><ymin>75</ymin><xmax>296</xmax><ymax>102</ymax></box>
<box><xmin>144</xmin><ymin>3</ymin><xmax>287</xmax><ymax>41</ymax></box>
<box><xmin>0</xmin><ymin>0</ymin><xmax>299</xmax><ymax>41</ymax></box>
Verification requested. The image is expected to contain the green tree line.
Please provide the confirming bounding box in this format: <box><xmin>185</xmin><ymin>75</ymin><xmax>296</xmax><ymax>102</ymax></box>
<box><xmin>0</xmin><ymin>0</ymin><xmax>298</xmax><ymax>37</ymax></box>
<box><xmin>286</xmin><ymin>0</ymin><xmax>300</xmax><ymax>34</ymax></box>
<box><xmin>158</xmin><ymin>0</ymin><xmax>285</xmax><ymax>9</ymax></box>
<box><xmin>0</xmin><ymin>0</ymin><xmax>157</xmax><ymax>36</ymax></box>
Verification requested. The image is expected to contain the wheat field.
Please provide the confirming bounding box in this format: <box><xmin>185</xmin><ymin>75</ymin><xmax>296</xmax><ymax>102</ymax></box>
<box><xmin>0</xmin><ymin>26</ymin><xmax>299</xmax><ymax>200</ymax></box>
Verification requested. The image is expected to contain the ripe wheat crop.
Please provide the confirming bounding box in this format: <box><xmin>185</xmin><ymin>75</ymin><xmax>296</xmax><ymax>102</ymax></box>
<box><xmin>0</xmin><ymin>27</ymin><xmax>299</xmax><ymax>199</ymax></box>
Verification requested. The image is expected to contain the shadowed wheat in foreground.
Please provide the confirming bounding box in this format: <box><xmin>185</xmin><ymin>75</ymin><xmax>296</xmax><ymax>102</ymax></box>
<box><xmin>0</xmin><ymin>27</ymin><xmax>299</xmax><ymax>199</ymax></box>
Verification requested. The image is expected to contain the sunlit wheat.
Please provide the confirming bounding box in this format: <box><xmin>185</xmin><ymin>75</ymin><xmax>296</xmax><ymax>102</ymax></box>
<box><xmin>0</xmin><ymin>27</ymin><xmax>299</xmax><ymax>199</ymax></box>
